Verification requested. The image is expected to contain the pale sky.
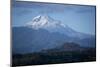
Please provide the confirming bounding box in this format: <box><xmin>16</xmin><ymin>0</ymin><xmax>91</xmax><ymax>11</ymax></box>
<box><xmin>12</xmin><ymin>1</ymin><xmax>96</xmax><ymax>35</ymax></box>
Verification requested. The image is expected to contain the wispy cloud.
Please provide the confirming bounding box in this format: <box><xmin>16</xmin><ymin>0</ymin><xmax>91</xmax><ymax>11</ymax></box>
<box><xmin>13</xmin><ymin>1</ymin><xmax>76</xmax><ymax>14</ymax></box>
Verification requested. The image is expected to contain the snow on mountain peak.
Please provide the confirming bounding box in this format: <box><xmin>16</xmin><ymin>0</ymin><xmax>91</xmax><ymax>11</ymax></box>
<box><xmin>26</xmin><ymin>15</ymin><xmax>66</xmax><ymax>29</ymax></box>
<box><xmin>24</xmin><ymin>15</ymin><xmax>89</xmax><ymax>39</ymax></box>
<box><xmin>25</xmin><ymin>15</ymin><xmax>79</xmax><ymax>37</ymax></box>
<box><xmin>32</xmin><ymin>15</ymin><xmax>49</xmax><ymax>22</ymax></box>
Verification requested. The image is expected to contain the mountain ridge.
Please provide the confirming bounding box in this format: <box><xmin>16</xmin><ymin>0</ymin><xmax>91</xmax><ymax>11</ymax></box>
<box><xmin>25</xmin><ymin>15</ymin><xmax>93</xmax><ymax>39</ymax></box>
<box><xmin>12</xmin><ymin>15</ymin><xmax>96</xmax><ymax>54</ymax></box>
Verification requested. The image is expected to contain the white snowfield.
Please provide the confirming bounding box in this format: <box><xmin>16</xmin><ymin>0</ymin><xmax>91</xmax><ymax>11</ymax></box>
<box><xmin>25</xmin><ymin>15</ymin><xmax>88</xmax><ymax>38</ymax></box>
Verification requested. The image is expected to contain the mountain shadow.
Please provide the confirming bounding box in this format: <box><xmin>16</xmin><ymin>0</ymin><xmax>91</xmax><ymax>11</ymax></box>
<box><xmin>12</xmin><ymin>27</ymin><xmax>70</xmax><ymax>54</ymax></box>
<box><xmin>12</xmin><ymin>26</ymin><xmax>96</xmax><ymax>54</ymax></box>
<box><xmin>12</xmin><ymin>42</ymin><xmax>96</xmax><ymax>66</ymax></box>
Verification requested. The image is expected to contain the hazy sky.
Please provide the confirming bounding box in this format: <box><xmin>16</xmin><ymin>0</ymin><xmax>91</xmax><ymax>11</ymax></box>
<box><xmin>12</xmin><ymin>1</ymin><xmax>96</xmax><ymax>35</ymax></box>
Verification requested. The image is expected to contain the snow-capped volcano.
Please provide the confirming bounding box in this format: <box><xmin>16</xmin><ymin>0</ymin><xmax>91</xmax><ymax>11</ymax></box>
<box><xmin>26</xmin><ymin>15</ymin><xmax>66</xmax><ymax>29</ymax></box>
<box><xmin>12</xmin><ymin>15</ymin><xmax>95</xmax><ymax>54</ymax></box>
<box><xmin>25</xmin><ymin>15</ymin><xmax>79</xmax><ymax>37</ymax></box>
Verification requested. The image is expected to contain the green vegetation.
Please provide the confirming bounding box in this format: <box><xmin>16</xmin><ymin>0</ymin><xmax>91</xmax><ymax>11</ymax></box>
<box><xmin>12</xmin><ymin>47</ymin><xmax>96</xmax><ymax>66</ymax></box>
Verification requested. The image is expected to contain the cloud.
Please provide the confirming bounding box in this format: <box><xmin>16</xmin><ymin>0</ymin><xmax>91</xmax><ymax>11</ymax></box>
<box><xmin>12</xmin><ymin>1</ymin><xmax>73</xmax><ymax>14</ymax></box>
<box><xmin>13</xmin><ymin>1</ymin><xmax>96</xmax><ymax>16</ymax></box>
